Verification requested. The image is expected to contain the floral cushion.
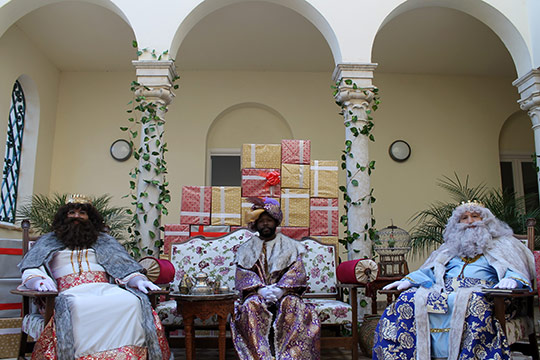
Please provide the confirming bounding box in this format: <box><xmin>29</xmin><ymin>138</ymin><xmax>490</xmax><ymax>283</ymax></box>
<box><xmin>304</xmin><ymin>298</ymin><xmax>352</xmax><ymax>325</ymax></box>
<box><xmin>300</xmin><ymin>239</ymin><xmax>338</xmax><ymax>296</ymax></box>
<box><xmin>170</xmin><ymin>229</ymin><xmax>252</xmax><ymax>291</ymax></box>
<box><xmin>505</xmin><ymin>316</ymin><xmax>533</xmax><ymax>345</ymax></box>
<box><xmin>22</xmin><ymin>313</ymin><xmax>44</xmax><ymax>340</ymax></box>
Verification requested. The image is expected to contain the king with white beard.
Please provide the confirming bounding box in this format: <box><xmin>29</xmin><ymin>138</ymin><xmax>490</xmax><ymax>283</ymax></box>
<box><xmin>373</xmin><ymin>201</ymin><xmax>535</xmax><ymax>360</ymax></box>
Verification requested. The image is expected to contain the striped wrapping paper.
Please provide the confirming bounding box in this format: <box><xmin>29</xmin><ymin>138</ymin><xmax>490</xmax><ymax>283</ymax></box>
<box><xmin>281</xmin><ymin>139</ymin><xmax>310</xmax><ymax>165</ymax></box>
<box><xmin>310</xmin><ymin>160</ymin><xmax>339</xmax><ymax>198</ymax></box>
<box><xmin>241</xmin><ymin>144</ymin><xmax>281</xmax><ymax>169</ymax></box>
<box><xmin>211</xmin><ymin>187</ymin><xmax>242</xmax><ymax>226</ymax></box>
<box><xmin>180</xmin><ymin>186</ymin><xmax>211</xmax><ymax>225</ymax></box>
<box><xmin>0</xmin><ymin>239</ymin><xmax>22</xmax><ymax>318</ymax></box>
<box><xmin>280</xmin><ymin>189</ymin><xmax>310</xmax><ymax>227</ymax></box>
<box><xmin>281</xmin><ymin>164</ymin><xmax>310</xmax><ymax>189</ymax></box>
<box><xmin>190</xmin><ymin>225</ymin><xmax>230</xmax><ymax>238</ymax></box>
<box><xmin>310</xmin><ymin>198</ymin><xmax>339</xmax><ymax>236</ymax></box>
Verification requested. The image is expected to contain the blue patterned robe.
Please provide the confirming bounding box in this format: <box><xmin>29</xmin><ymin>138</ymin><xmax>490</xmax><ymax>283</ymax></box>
<box><xmin>373</xmin><ymin>255</ymin><xmax>531</xmax><ymax>360</ymax></box>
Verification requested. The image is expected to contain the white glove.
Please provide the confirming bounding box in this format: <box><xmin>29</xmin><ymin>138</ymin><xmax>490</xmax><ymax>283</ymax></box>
<box><xmin>24</xmin><ymin>276</ymin><xmax>57</xmax><ymax>292</ymax></box>
<box><xmin>494</xmin><ymin>278</ymin><xmax>518</xmax><ymax>289</ymax></box>
<box><xmin>383</xmin><ymin>280</ymin><xmax>412</xmax><ymax>291</ymax></box>
<box><xmin>258</xmin><ymin>286</ymin><xmax>278</xmax><ymax>303</ymax></box>
<box><xmin>268</xmin><ymin>284</ymin><xmax>284</xmax><ymax>300</ymax></box>
<box><xmin>127</xmin><ymin>276</ymin><xmax>160</xmax><ymax>294</ymax></box>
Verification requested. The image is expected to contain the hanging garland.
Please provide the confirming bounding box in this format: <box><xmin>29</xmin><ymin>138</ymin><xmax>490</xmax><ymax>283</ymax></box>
<box><xmin>121</xmin><ymin>42</ymin><xmax>179</xmax><ymax>257</ymax></box>
<box><xmin>332</xmin><ymin>78</ymin><xmax>380</xmax><ymax>252</ymax></box>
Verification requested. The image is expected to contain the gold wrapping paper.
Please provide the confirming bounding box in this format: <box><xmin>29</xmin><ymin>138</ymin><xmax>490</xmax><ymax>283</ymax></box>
<box><xmin>211</xmin><ymin>187</ymin><xmax>241</xmax><ymax>225</ymax></box>
<box><xmin>281</xmin><ymin>164</ymin><xmax>310</xmax><ymax>189</ymax></box>
<box><xmin>241</xmin><ymin>197</ymin><xmax>280</xmax><ymax>227</ymax></box>
<box><xmin>0</xmin><ymin>317</ymin><xmax>21</xmax><ymax>359</ymax></box>
<box><xmin>312</xmin><ymin>236</ymin><xmax>339</xmax><ymax>246</ymax></box>
<box><xmin>241</xmin><ymin>144</ymin><xmax>281</xmax><ymax>169</ymax></box>
<box><xmin>310</xmin><ymin>160</ymin><xmax>339</xmax><ymax>198</ymax></box>
<box><xmin>280</xmin><ymin>189</ymin><xmax>310</xmax><ymax>227</ymax></box>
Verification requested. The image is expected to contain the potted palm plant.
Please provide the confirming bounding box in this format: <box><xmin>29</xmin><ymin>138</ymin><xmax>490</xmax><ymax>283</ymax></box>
<box><xmin>409</xmin><ymin>174</ymin><xmax>540</xmax><ymax>255</ymax></box>
<box><xmin>17</xmin><ymin>193</ymin><xmax>130</xmax><ymax>243</ymax></box>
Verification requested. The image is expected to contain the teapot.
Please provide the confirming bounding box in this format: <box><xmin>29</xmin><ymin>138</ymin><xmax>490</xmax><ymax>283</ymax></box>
<box><xmin>190</xmin><ymin>272</ymin><xmax>213</xmax><ymax>295</ymax></box>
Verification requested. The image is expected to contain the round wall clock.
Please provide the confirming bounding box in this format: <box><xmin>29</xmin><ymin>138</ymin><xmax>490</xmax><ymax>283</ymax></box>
<box><xmin>110</xmin><ymin>139</ymin><xmax>132</xmax><ymax>161</ymax></box>
<box><xmin>389</xmin><ymin>140</ymin><xmax>411</xmax><ymax>162</ymax></box>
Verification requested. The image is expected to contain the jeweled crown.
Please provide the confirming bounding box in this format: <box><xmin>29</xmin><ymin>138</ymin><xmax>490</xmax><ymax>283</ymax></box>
<box><xmin>67</xmin><ymin>194</ymin><xmax>91</xmax><ymax>204</ymax></box>
<box><xmin>459</xmin><ymin>199</ymin><xmax>485</xmax><ymax>208</ymax></box>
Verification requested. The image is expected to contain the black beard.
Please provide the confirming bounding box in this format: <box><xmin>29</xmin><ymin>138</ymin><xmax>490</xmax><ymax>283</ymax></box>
<box><xmin>55</xmin><ymin>218</ymin><xmax>98</xmax><ymax>250</ymax></box>
<box><xmin>257</xmin><ymin>225</ymin><xmax>277</xmax><ymax>240</ymax></box>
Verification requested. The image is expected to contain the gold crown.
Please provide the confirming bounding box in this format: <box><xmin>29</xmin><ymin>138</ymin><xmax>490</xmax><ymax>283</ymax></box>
<box><xmin>459</xmin><ymin>200</ymin><xmax>485</xmax><ymax>208</ymax></box>
<box><xmin>67</xmin><ymin>194</ymin><xmax>91</xmax><ymax>205</ymax></box>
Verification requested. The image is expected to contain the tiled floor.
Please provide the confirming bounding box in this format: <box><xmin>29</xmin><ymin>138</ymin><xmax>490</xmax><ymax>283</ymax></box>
<box><xmin>171</xmin><ymin>347</ymin><xmax>371</xmax><ymax>359</ymax></box>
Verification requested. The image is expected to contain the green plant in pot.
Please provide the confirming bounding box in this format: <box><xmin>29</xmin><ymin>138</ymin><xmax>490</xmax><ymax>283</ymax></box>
<box><xmin>409</xmin><ymin>173</ymin><xmax>540</xmax><ymax>255</ymax></box>
<box><xmin>17</xmin><ymin>193</ymin><xmax>130</xmax><ymax>243</ymax></box>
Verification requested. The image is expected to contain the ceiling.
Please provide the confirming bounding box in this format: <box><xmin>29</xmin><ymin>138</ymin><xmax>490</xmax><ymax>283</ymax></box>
<box><xmin>13</xmin><ymin>2</ymin><xmax>516</xmax><ymax>76</ymax></box>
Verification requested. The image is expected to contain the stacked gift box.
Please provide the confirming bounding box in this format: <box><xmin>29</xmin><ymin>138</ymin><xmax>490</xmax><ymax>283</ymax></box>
<box><xmin>0</xmin><ymin>238</ymin><xmax>23</xmax><ymax>358</ymax></box>
<box><xmin>164</xmin><ymin>139</ymin><xmax>340</xmax><ymax>256</ymax></box>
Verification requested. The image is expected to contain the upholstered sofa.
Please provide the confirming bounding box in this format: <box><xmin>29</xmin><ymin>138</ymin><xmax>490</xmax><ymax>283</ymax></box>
<box><xmin>156</xmin><ymin>228</ymin><xmax>361</xmax><ymax>358</ymax></box>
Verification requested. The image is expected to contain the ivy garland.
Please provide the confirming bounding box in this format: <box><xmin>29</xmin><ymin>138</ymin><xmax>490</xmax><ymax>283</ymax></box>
<box><xmin>121</xmin><ymin>42</ymin><xmax>179</xmax><ymax>257</ymax></box>
<box><xmin>332</xmin><ymin>79</ymin><xmax>380</xmax><ymax>252</ymax></box>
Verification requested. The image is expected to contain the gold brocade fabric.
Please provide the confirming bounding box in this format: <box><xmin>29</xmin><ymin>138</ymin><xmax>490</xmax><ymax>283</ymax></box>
<box><xmin>56</xmin><ymin>271</ymin><xmax>108</xmax><ymax>292</ymax></box>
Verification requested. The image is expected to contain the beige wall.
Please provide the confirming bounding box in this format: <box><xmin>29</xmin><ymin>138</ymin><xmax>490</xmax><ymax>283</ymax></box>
<box><xmin>47</xmin><ymin>69</ymin><xmax>523</xmax><ymax>267</ymax></box>
<box><xmin>499</xmin><ymin>110</ymin><xmax>534</xmax><ymax>153</ymax></box>
<box><xmin>0</xmin><ymin>25</ymin><xmax>60</xmax><ymax>237</ymax></box>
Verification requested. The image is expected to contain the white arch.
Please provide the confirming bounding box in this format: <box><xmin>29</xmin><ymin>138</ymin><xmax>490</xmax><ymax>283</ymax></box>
<box><xmin>0</xmin><ymin>0</ymin><xmax>132</xmax><ymax>40</ymax></box>
<box><xmin>169</xmin><ymin>0</ymin><xmax>341</xmax><ymax>66</ymax></box>
<box><xmin>373</xmin><ymin>0</ymin><xmax>532</xmax><ymax>77</ymax></box>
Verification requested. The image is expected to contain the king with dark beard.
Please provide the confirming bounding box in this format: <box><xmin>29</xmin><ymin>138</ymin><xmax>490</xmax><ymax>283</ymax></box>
<box><xmin>372</xmin><ymin>201</ymin><xmax>535</xmax><ymax>360</ymax></box>
<box><xmin>17</xmin><ymin>196</ymin><xmax>171</xmax><ymax>360</ymax></box>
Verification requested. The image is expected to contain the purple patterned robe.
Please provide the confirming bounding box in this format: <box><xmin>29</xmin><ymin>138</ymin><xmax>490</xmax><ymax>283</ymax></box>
<box><xmin>231</xmin><ymin>236</ymin><xmax>320</xmax><ymax>360</ymax></box>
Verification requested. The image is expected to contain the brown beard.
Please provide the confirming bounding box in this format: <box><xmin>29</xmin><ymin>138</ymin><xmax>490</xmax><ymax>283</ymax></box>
<box><xmin>55</xmin><ymin>217</ymin><xmax>99</xmax><ymax>250</ymax></box>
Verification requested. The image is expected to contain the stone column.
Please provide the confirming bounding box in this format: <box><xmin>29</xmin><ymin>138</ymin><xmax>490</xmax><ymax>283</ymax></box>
<box><xmin>132</xmin><ymin>60</ymin><xmax>177</xmax><ymax>256</ymax></box>
<box><xmin>332</xmin><ymin>63</ymin><xmax>378</xmax><ymax>260</ymax></box>
<box><xmin>513</xmin><ymin>69</ymin><xmax>540</xmax><ymax>202</ymax></box>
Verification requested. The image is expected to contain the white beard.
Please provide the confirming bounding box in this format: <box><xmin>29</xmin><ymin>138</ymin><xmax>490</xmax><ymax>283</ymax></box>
<box><xmin>446</xmin><ymin>222</ymin><xmax>491</xmax><ymax>258</ymax></box>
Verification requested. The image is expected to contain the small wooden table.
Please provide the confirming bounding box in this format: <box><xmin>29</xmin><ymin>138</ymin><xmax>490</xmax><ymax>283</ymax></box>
<box><xmin>170</xmin><ymin>293</ymin><xmax>236</xmax><ymax>360</ymax></box>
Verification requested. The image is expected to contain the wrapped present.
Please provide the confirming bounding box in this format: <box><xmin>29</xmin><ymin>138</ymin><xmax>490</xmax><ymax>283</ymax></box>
<box><xmin>180</xmin><ymin>186</ymin><xmax>212</xmax><ymax>225</ymax></box>
<box><xmin>310</xmin><ymin>198</ymin><xmax>339</xmax><ymax>236</ymax></box>
<box><xmin>312</xmin><ymin>236</ymin><xmax>339</xmax><ymax>245</ymax></box>
<box><xmin>280</xmin><ymin>189</ymin><xmax>310</xmax><ymax>227</ymax></box>
<box><xmin>242</xmin><ymin>197</ymin><xmax>280</xmax><ymax>227</ymax></box>
<box><xmin>281</xmin><ymin>164</ymin><xmax>310</xmax><ymax>189</ymax></box>
<box><xmin>0</xmin><ymin>317</ymin><xmax>21</xmax><ymax>358</ymax></box>
<box><xmin>211</xmin><ymin>187</ymin><xmax>242</xmax><ymax>225</ymax></box>
<box><xmin>1</xmin><ymin>240</ymin><xmax>22</xmax><ymax>318</ymax></box>
<box><xmin>163</xmin><ymin>224</ymin><xmax>190</xmax><ymax>255</ymax></box>
<box><xmin>230</xmin><ymin>226</ymin><xmax>246</xmax><ymax>233</ymax></box>
<box><xmin>190</xmin><ymin>225</ymin><xmax>230</xmax><ymax>238</ymax></box>
<box><xmin>241</xmin><ymin>169</ymin><xmax>281</xmax><ymax>197</ymax></box>
<box><xmin>279</xmin><ymin>227</ymin><xmax>309</xmax><ymax>240</ymax></box>
<box><xmin>242</xmin><ymin>144</ymin><xmax>281</xmax><ymax>169</ymax></box>
<box><xmin>310</xmin><ymin>160</ymin><xmax>339</xmax><ymax>198</ymax></box>
<box><xmin>281</xmin><ymin>139</ymin><xmax>310</xmax><ymax>164</ymax></box>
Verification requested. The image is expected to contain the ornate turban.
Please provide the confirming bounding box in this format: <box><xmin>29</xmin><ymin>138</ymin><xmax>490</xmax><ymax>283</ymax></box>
<box><xmin>245</xmin><ymin>197</ymin><xmax>283</xmax><ymax>226</ymax></box>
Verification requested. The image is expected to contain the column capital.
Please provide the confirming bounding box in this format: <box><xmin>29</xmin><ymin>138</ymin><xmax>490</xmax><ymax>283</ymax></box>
<box><xmin>332</xmin><ymin>63</ymin><xmax>378</xmax><ymax>86</ymax></box>
<box><xmin>512</xmin><ymin>68</ymin><xmax>540</xmax><ymax>112</ymax></box>
<box><xmin>132</xmin><ymin>60</ymin><xmax>178</xmax><ymax>105</ymax></box>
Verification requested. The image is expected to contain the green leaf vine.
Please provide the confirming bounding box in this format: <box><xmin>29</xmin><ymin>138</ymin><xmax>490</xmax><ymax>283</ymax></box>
<box><xmin>332</xmin><ymin>78</ymin><xmax>381</xmax><ymax>252</ymax></box>
<box><xmin>121</xmin><ymin>41</ymin><xmax>179</xmax><ymax>257</ymax></box>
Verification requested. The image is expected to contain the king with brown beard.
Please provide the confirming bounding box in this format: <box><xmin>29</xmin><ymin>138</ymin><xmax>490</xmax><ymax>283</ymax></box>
<box><xmin>373</xmin><ymin>201</ymin><xmax>536</xmax><ymax>360</ymax></box>
<box><xmin>18</xmin><ymin>196</ymin><xmax>171</xmax><ymax>360</ymax></box>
